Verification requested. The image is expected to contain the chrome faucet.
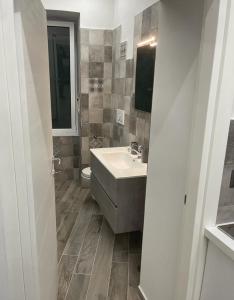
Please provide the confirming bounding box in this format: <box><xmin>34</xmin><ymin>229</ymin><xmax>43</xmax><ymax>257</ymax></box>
<box><xmin>129</xmin><ymin>143</ymin><xmax>144</xmax><ymax>160</ymax></box>
<box><xmin>131</xmin><ymin>148</ymin><xmax>140</xmax><ymax>156</ymax></box>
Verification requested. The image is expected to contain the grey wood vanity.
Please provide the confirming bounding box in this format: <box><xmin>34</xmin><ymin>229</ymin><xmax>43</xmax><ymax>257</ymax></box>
<box><xmin>90</xmin><ymin>147</ymin><xmax>147</xmax><ymax>234</ymax></box>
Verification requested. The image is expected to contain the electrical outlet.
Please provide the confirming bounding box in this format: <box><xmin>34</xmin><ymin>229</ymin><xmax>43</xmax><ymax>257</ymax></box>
<box><xmin>116</xmin><ymin>109</ymin><xmax>125</xmax><ymax>125</ymax></box>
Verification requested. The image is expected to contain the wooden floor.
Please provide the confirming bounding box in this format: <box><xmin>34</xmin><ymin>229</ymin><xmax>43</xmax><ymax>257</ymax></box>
<box><xmin>55</xmin><ymin>179</ymin><xmax>142</xmax><ymax>300</ymax></box>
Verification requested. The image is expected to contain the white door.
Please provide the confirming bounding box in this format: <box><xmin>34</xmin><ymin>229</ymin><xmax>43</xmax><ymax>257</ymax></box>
<box><xmin>0</xmin><ymin>0</ymin><xmax>57</xmax><ymax>299</ymax></box>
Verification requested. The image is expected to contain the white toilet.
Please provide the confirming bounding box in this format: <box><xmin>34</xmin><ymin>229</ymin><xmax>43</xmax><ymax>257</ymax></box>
<box><xmin>81</xmin><ymin>167</ymin><xmax>92</xmax><ymax>188</ymax></box>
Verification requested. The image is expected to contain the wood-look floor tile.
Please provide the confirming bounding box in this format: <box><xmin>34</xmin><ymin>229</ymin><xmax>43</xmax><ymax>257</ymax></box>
<box><xmin>56</xmin><ymin>180</ymin><xmax>72</xmax><ymax>202</ymax></box>
<box><xmin>108</xmin><ymin>262</ymin><xmax>128</xmax><ymax>300</ymax></box>
<box><xmin>86</xmin><ymin>220</ymin><xmax>115</xmax><ymax>300</ymax></box>
<box><xmin>57</xmin><ymin>210</ymin><xmax>80</xmax><ymax>260</ymax></box>
<box><xmin>57</xmin><ymin>255</ymin><xmax>77</xmax><ymax>300</ymax></box>
<box><xmin>56</xmin><ymin>182</ymin><xmax>78</xmax><ymax>230</ymax></box>
<box><xmin>112</xmin><ymin>251</ymin><xmax>128</xmax><ymax>263</ymax></box>
<box><xmin>57</xmin><ymin>187</ymin><xmax>90</xmax><ymax>260</ymax></box>
<box><xmin>128</xmin><ymin>253</ymin><xmax>141</xmax><ymax>300</ymax></box>
<box><xmin>66</xmin><ymin>274</ymin><xmax>90</xmax><ymax>300</ymax></box>
<box><xmin>129</xmin><ymin>232</ymin><xmax>142</xmax><ymax>254</ymax></box>
<box><xmin>75</xmin><ymin>215</ymin><xmax>103</xmax><ymax>275</ymax></box>
<box><xmin>55</xmin><ymin>179</ymin><xmax>65</xmax><ymax>192</ymax></box>
<box><xmin>112</xmin><ymin>233</ymin><xmax>129</xmax><ymax>263</ymax></box>
<box><xmin>63</xmin><ymin>196</ymin><xmax>97</xmax><ymax>256</ymax></box>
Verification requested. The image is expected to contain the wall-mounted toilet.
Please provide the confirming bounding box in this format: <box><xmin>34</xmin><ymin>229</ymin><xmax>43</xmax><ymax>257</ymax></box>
<box><xmin>81</xmin><ymin>167</ymin><xmax>91</xmax><ymax>188</ymax></box>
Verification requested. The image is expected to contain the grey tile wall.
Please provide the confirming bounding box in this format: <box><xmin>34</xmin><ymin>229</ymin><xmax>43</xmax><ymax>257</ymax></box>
<box><xmin>53</xmin><ymin>136</ymin><xmax>80</xmax><ymax>181</ymax></box>
<box><xmin>80</xmin><ymin>3</ymin><xmax>159</xmax><ymax>165</ymax></box>
<box><xmin>110</xmin><ymin>3</ymin><xmax>159</xmax><ymax>159</ymax></box>
<box><xmin>80</xmin><ymin>29</ymin><xmax>113</xmax><ymax>165</ymax></box>
<box><xmin>225</xmin><ymin>121</ymin><xmax>234</xmax><ymax>164</ymax></box>
<box><xmin>218</xmin><ymin>121</ymin><xmax>234</xmax><ymax>209</ymax></box>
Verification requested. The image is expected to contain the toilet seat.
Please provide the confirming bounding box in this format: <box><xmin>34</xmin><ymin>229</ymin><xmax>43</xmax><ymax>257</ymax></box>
<box><xmin>81</xmin><ymin>167</ymin><xmax>91</xmax><ymax>179</ymax></box>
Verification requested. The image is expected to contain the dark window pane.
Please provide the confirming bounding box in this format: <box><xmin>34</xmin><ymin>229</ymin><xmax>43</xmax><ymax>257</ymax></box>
<box><xmin>48</xmin><ymin>26</ymin><xmax>71</xmax><ymax>129</ymax></box>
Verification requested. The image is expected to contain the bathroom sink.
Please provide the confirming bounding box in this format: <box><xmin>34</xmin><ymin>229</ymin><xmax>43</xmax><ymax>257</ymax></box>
<box><xmin>218</xmin><ymin>223</ymin><xmax>234</xmax><ymax>240</ymax></box>
<box><xmin>102</xmin><ymin>152</ymin><xmax>143</xmax><ymax>170</ymax></box>
<box><xmin>90</xmin><ymin>146</ymin><xmax>147</xmax><ymax>233</ymax></box>
<box><xmin>90</xmin><ymin>147</ymin><xmax>147</xmax><ymax>178</ymax></box>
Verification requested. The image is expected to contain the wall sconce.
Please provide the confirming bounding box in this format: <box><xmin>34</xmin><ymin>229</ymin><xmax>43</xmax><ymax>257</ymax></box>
<box><xmin>150</xmin><ymin>42</ymin><xmax>158</xmax><ymax>47</ymax></box>
<box><xmin>137</xmin><ymin>36</ymin><xmax>157</xmax><ymax>47</ymax></box>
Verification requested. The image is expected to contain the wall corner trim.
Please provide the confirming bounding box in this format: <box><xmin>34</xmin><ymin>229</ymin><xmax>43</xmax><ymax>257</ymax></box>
<box><xmin>138</xmin><ymin>285</ymin><xmax>148</xmax><ymax>300</ymax></box>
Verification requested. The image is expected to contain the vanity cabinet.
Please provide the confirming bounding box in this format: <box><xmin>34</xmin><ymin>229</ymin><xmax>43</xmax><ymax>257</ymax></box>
<box><xmin>91</xmin><ymin>152</ymin><xmax>146</xmax><ymax>234</ymax></box>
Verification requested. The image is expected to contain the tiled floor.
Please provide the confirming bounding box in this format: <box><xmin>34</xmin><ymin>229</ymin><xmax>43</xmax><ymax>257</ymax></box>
<box><xmin>55</xmin><ymin>179</ymin><xmax>142</xmax><ymax>300</ymax></box>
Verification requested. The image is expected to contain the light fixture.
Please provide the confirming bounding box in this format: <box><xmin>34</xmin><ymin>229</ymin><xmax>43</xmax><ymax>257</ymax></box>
<box><xmin>150</xmin><ymin>41</ymin><xmax>158</xmax><ymax>47</ymax></box>
<box><xmin>137</xmin><ymin>36</ymin><xmax>155</xmax><ymax>47</ymax></box>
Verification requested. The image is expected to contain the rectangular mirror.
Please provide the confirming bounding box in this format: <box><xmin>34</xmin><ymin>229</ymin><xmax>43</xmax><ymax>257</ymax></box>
<box><xmin>135</xmin><ymin>45</ymin><xmax>156</xmax><ymax>113</ymax></box>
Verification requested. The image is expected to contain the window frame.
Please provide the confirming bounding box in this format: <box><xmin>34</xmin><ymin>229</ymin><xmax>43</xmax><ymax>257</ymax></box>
<box><xmin>47</xmin><ymin>21</ymin><xmax>78</xmax><ymax>136</ymax></box>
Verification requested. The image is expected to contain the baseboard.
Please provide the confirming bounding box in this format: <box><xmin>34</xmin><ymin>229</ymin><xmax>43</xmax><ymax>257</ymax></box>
<box><xmin>138</xmin><ymin>285</ymin><xmax>148</xmax><ymax>300</ymax></box>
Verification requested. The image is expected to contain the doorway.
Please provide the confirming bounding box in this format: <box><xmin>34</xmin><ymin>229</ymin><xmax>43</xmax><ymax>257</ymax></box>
<box><xmin>46</xmin><ymin>12</ymin><xmax>142</xmax><ymax>300</ymax></box>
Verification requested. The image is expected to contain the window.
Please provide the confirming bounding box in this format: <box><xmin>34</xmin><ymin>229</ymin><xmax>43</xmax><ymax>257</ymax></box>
<box><xmin>47</xmin><ymin>21</ymin><xmax>77</xmax><ymax>136</ymax></box>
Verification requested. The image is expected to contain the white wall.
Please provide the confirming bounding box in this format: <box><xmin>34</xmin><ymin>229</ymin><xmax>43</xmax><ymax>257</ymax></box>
<box><xmin>113</xmin><ymin>0</ymin><xmax>159</xmax><ymax>58</ymax></box>
<box><xmin>42</xmin><ymin>0</ymin><xmax>115</xmax><ymax>29</ymax></box>
<box><xmin>139</xmin><ymin>0</ymin><xmax>204</xmax><ymax>299</ymax></box>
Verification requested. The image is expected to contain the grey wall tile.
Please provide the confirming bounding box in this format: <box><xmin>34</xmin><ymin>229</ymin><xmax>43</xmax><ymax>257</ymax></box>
<box><xmin>81</xmin><ymin>123</ymin><xmax>90</xmax><ymax>137</ymax></box>
<box><xmin>89</xmin><ymin>78</ymin><xmax>104</xmax><ymax>93</ymax></box>
<box><xmin>124</xmin><ymin>96</ymin><xmax>131</xmax><ymax>115</ymax></box>
<box><xmin>90</xmin><ymin>124</ymin><xmax>103</xmax><ymax>137</ymax></box>
<box><xmin>80</xmin><ymin>62</ymin><xmax>89</xmax><ymax>78</ymax></box>
<box><xmin>89</xmin><ymin>93</ymin><xmax>103</xmax><ymax>108</ymax></box>
<box><xmin>80</xmin><ymin>28</ymin><xmax>89</xmax><ymax>45</ymax></box>
<box><xmin>114</xmin><ymin>62</ymin><xmax>120</xmax><ymax>78</ymax></box>
<box><xmin>79</xmin><ymin>4</ymin><xmax>157</xmax><ymax>164</ymax></box>
<box><xmin>151</xmin><ymin>3</ymin><xmax>159</xmax><ymax>30</ymax></box>
<box><xmin>104</xmin><ymin>30</ymin><xmax>113</xmax><ymax>46</ymax></box>
<box><xmin>81</xmin><ymin>150</ymin><xmax>90</xmax><ymax>164</ymax></box>
<box><xmin>81</xmin><ymin>78</ymin><xmax>89</xmax><ymax>93</ymax></box>
<box><xmin>81</xmin><ymin>94</ymin><xmax>89</xmax><ymax>109</ymax></box>
<box><xmin>117</xmin><ymin>96</ymin><xmax>124</xmax><ymax>110</ymax></box>
<box><xmin>129</xmin><ymin>116</ymin><xmax>136</xmax><ymax>135</ymax></box>
<box><xmin>112</xmin><ymin>94</ymin><xmax>119</xmax><ymax>109</ymax></box>
<box><xmin>103</xmin><ymin>79</ymin><xmax>112</xmax><ymax>93</ymax></box>
<box><xmin>103</xmin><ymin>109</ymin><xmax>113</xmax><ymax>123</ymax></box>
<box><xmin>103</xmin><ymin>123</ymin><xmax>113</xmax><ymax>138</ymax></box>
<box><xmin>81</xmin><ymin>45</ymin><xmax>89</xmax><ymax>62</ymax></box>
<box><xmin>104</xmin><ymin>46</ymin><xmax>112</xmax><ymax>62</ymax></box>
<box><xmin>81</xmin><ymin>109</ymin><xmax>89</xmax><ymax>123</ymax></box>
<box><xmin>89</xmin><ymin>29</ymin><xmax>104</xmax><ymax>45</ymax></box>
<box><xmin>89</xmin><ymin>137</ymin><xmax>103</xmax><ymax>148</ymax></box>
<box><xmin>89</xmin><ymin>109</ymin><xmax>103</xmax><ymax>124</ymax></box>
<box><xmin>142</xmin><ymin>7</ymin><xmax>152</xmax><ymax>39</ymax></box>
<box><xmin>81</xmin><ymin>137</ymin><xmax>89</xmax><ymax>151</ymax></box>
<box><xmin>103</xmin><ymin>137</ymin><xmax>111</xmax><ymax>147</ymax></box>
<box><xmin>89</xmin><ymin>62</ymin><xmax>104</xmax><ymax>78</ymax></box>
<box><xmin>225</xmin><ymin>121</ymin><xmax>234</xmax><ymax>164</ymax></box>
<box><xmin>104</xmin><ymin>63</ymin><xmax>112</xmax><ymax>78</ymax></box>
<box><xmin>125</xmin><ymin>78</ymin><xmax>133</xmax><ymax>96</ymax></box>
<box><xmin>119</xmin><ymin>61</ymin><xmax>126</xmax><ymax>78</ymax></box>
<box><xmin>89</xmin><ymin>45</ymin><xmax>104</xmax><ymax>62</ymax></box>
<box><xmin>103</xmin><ymin>94</ymin><xmax>112</xmax><ymax>108</ymax></box>
<box><xmin>126</xmin><ymin>59</ymin><xmax>134</xmax><ymax>78</ymax></box>
<box><xmin>134</xmin><ymin>13</ymin><xmax>143</xmax><ymax>38</ymax></box>
<box><xmin>53</xmin><ymin>137</ymin><xmax>80</xmax><ymax>180</ymax></box>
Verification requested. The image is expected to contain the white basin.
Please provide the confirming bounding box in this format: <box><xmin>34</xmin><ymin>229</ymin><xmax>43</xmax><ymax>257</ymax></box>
<box><xmin>90</xmin><ymin>147</ymin><xmax>147</xmax><ymax>178</ymax></box>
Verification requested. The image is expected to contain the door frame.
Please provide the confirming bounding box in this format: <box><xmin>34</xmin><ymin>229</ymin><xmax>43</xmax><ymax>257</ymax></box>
<box><xmin>47</xmin><ymin>20</ymin><xmax>77</xmax><ymax>136</ymax></box>
<box><xmin>0</xmin><ymin>0</ymin><xmax>41</xmax><ymax>299</ymax></box>
<box><xmin>176</xmin><ymin>1</ymin><xmax>234</xmax><ymax>299</ymax></box>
